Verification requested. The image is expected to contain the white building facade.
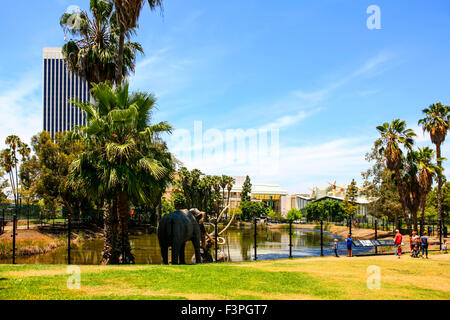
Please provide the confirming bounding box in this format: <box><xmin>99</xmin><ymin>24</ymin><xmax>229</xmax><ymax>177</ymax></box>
<box><xmin>43</xmin><ymin>48</ymin><xmax>90</xmax><ymax>138</ymax></box>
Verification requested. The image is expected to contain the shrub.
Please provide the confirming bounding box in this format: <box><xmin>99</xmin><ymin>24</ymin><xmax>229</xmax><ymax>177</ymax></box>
<box><xmin>161</xmin><ymin>198</ymin><xmax>175</xmax><ymax>217</ymax></box>
<box><xmin>240</xmin><ymin>201</ymin><xmax>266</xmax><ymax>222</ymax></box>
<box><xmin>173</xmin><ymin>193</ymin><xmax>186</xmax><ymax>210</ymax></box>
<box><xmin>286</xmin><ymin>208</ymin><xmax>303</xmax><ymax>221</ymax></box>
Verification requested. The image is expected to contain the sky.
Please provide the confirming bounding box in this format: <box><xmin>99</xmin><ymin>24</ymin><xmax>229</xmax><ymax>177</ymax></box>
<box><xmin>0</xmin><ymin>0</ymin><xmax>450</xmax><ymax>194</ymax></box>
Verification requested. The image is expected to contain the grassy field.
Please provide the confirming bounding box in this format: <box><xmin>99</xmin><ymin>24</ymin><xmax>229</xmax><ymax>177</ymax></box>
<box><xmin>0</xmin><ymin>254</ymin><xmax>448</xmax><ymax>300</ymax></box>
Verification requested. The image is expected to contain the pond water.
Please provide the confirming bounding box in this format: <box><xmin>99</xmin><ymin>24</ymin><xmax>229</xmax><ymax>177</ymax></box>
<box><xmin>1</xmin><ymin>226</ymin><xmax>375</xmax><ymax>265</ymax></box>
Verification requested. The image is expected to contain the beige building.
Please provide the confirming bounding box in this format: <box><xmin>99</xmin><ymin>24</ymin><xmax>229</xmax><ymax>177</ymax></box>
<box><xmin>282</xmin><ymin>182</ymin><xmax>376</xmax><ymax>218</ymax></box>
<box><xmin>226</xmin><ymin>176</ymin><xmax>288</xmax><ymax>213</ymax></box>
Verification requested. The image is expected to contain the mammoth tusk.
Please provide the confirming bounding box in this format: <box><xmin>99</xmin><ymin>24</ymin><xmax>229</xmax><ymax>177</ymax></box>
<box><xmin>217</xmin><ymin>206</ymin><xmax>238</xmax><ymax>236</ymax></box>
<box><xmin>215</xmin><ymin>205</ymin><xmax>230</xmax><ymax>224</ymax></box>
<box><xmin>207</xmin><ymin>205</ymin><xmax>237</xmax><ymax>240</ymax></box>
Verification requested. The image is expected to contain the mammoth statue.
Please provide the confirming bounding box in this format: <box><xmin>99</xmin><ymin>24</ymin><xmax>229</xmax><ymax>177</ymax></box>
<box><xmin>158</xmin><ymin>205</ymin><xmax>236</xmax><ymax>265</ymax></box>
<box><xmin>158</xmin><ymin>208</ymin><xmax>212</xmax><ymax>265</ymax></box>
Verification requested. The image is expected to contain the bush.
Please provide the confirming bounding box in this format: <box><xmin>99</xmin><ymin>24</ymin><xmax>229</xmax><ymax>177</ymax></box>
<box><xmin>161</xmin><ymin>198</ymin><xmax>175</xmax><ymax>217</ymax></box>
<box><xmin>286</xmin><ymin>208</ymin><xmax>303</xmax><ymax>221</ymax></box>
<box><xmin>240</xmin><ymin>201</ymin><xmax>266</xmax><ymax>222</ymax></box>
<box><xmin>267</xmin><ymin>208</ymin><xmax>282</xmax><ymax>221</ymax></box>
<box><xmin>173</xmin><ymin>193</ymin><xmax>186</xmax><ymax>210</ymax></box>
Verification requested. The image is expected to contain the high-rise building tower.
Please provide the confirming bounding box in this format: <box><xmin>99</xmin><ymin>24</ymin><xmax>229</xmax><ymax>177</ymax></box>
<box><xmin>42</xmin><ymin>47</ymin><xmax>90</xmax><ymax>137</ymax></box>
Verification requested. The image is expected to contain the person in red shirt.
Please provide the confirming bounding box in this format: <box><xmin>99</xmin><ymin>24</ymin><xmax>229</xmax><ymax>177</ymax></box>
<box><xmin>394</xmin><ymin>229</ymin><xmax>402</xmax><ymax>257</ymax></box>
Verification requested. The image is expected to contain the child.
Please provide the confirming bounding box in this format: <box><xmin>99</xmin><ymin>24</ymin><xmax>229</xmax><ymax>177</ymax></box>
<box><xmin>346</xmin><ymin>234</ymin><xmax>353</xmax><ymax>257</ymax></box>
<box><xmin>421</xmin><ymin>233</ymin><xmax>429</xmax><ymax>259</ymax></box>
<box><xmin>332</xmin><ymin>239</ymin><xmax>339</xmax><ymax>257</ymax></box>
<box><xmin>443</xmin><ymin>240</ymin><xmax>448</xmax><ymax>254</ymax></box>
<box><xmin>397</xmin><ymin>243</ymin><xmax>402</xmax><ymax>258</ymax></box>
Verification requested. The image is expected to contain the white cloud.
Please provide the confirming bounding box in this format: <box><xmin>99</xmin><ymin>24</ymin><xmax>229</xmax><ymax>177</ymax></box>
<box><xmin>129</xmin><ymin>47</ymin><xmax>197</xmax><ymax>98</ymax></box>
<box><xmin>293</xmin><ymin>51</ymin><xmax>393</xmax><ymax>106</ymax></box>
<box><xmin>260</xmin><ymin>108</ymin><xmax>322</xmax><ymax>131</ymax></box>
<box><xmin>0</xmin><ymin>71</ymin><xmax>42</xmax><ymax>149</ymax></box>
<box><xmin>177</xmin><ymin>136</ymin><xmax>372</xmax><ymax>193</ymax></box>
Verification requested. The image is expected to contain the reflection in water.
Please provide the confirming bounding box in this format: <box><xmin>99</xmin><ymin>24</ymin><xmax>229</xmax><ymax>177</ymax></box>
<box><xmin>1</xmin><ymin>227</ymin><xmax>362</xmax><ymax>265</ymax></box>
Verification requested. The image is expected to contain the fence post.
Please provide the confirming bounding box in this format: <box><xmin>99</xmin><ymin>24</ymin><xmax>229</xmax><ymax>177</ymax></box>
<box><xmin>289</xmin><ymin>220</ymin><xmax>293</xmax><ymax>259</ymax></box>
<box><xmin>215</xmin><ymin>216</ymin><xmax>218</xmax><ymax>263</ymax></box>
<box><xmin>320</xmin><ymin>220</ymin><xmax>324</xmax><ymax>257</ymax></box>
<box><xmin>68</xmin><ymin>214</ymin><xmax>71</xmax><ymax>265</ymax></box>
<box><xmin>1</xmin><ymin>209</ymin><xmax>4</xmax><ymax>234</ymax></box>
<box><xmin>254</xmin><ymin>218</ymin><xmax>257</xmax><ymax>261</ymax></box>
<box><xmin>375</xmin><ymin>220</ymin><xmax>378</xmax><ymax>255</ymax></box>
<box><xmin>12</xmin><ymin>214</ymin><xmax>17</xmax><ymax>264</ymax></box>
<box><xmin>439</xmin><ymin>223</ymin><xmax>442</xmax><ymax>253</ymax></box>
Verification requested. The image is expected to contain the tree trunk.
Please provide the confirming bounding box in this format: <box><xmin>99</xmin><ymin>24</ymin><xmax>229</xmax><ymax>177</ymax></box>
<box><xmin>118</xmin><ymin>193</ymin><xmax>134</xmax><ymax>264</ymax></box>
<box><xmin>420</xmin><ymin>202</ymin><xmax>426</xmax><ymax>236</ymax></box>
<box><xmin>101</xmin><ymin>200</ymin><xmax>120</xmax><ymax>265</ymax></box>
<box><xmin>436</xmin><ymin>143</ymin><xmax>443</xmax><ymax>238</ymax></box>
<box><xmin>395</xmin><ymin>170</ymin><xmax>412</xmax><ymax>235</ymax></box>
<box><xmin>157</xmin><ymin>197</ymin><xmax>162</xmax><ymax>228</ymax></box>
<box><xmin>115</xmin><ymin>27</ymin><xmax>126</xmax><ymax>85</ymax></box>
<box><xmin>411</xmin><ymin>209</ymin><xmax>418</xmax><ymax>232</ymax></box>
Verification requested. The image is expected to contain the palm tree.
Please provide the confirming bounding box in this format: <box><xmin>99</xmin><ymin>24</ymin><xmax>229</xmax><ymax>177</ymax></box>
<box><xmin>226</xmin><ymin>177</ymin><xmax>236</xmax><ymax>210</ymax></box>
<box><xmin>402</xmin><ymin>151</ymin><xmax>422</xmax><ymax>232</ymax></box>
<box><xmin>199</xmin><ymin>175</ymin><xmax>213</xmax><ymax>213</ymax></box>
<box><xmin>416</xmin><ymin>147</ymin><xmax>441</xmax><ymax>235</ymax></box>
<box><xmin>418</xmin><ymin>102</ymin><xmax>450</xmax><ymax>239</ymax></box>
<box><xmin>220</xmin><ymin>175</ymin><xmax>229</xmax><ymax>211</ymax></box>
<box><xmin>113</xmin><ymin>0</ymin><xmax>163</xmax><ymax>84</ymax></box>
<box><xmin>376</xmin><ymin>119</ymin><xmax>416</xmax><ymax>234</ymax></box>
<box><xmin>60</xmin><ymin>0</ymin><xmax>143</xmax><ymax>85</ymax></box>
<box><xmin>0</xmin><ymin>136</ymin><xmax>29</xmax><ymax>213</ymax></box>
<box><xmin>70</xmin><ymin>81</ymin><xmax>175</xmax><ymax>264</ymax></box>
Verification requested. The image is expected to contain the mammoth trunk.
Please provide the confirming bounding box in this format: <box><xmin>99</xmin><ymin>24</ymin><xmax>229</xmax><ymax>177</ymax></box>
<box><xmin>118</xmin><ymin>193</ymin><xmax>135</xmax><ymax>264</ymax></box>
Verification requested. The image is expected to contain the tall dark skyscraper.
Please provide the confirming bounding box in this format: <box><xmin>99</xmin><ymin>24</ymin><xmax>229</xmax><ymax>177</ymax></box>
<box><xmin>42</xmin><ymin>47</ymin><xmax>90</xmax><ymax>137</ymax></box>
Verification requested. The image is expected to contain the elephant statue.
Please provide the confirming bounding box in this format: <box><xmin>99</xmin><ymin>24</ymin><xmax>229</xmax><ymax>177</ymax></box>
<box><xmin>158</xmin><ymin>208</ymin><xmax>211</xmax><ymax>265</ymax></box>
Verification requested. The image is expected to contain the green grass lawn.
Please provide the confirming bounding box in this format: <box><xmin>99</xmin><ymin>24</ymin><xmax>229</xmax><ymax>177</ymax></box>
<box><xmin>0</xmin><ymin>254</ymin><xmax>449</xmax><ymax>300</ymax></box>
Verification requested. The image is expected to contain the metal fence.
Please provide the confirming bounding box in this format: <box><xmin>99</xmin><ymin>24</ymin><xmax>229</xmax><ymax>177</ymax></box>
<box><xmin>2</xmin><ymin>214</ymin><xmax>448</xmax><ymax>265</ymax></box>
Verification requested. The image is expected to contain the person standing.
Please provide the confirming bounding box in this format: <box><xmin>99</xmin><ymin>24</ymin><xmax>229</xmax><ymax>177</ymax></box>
<box><xmin>346</xmin><ymin>234</ymin><xmax>353</xmax><ymax>257</ymax></box>
<box><xmin>421</xmin><ymin>232</ymin><xmax>429</xmax><ymax>259</ymax></box>
<box><xmin>333</xmin><ymin>239</ymin><xmax>339</xmax><ymax>257</ymax></box>
<box><xmin>394</xmin><ymin>229</ymin><xmax>402</xmax><ymax>257</ymax></box>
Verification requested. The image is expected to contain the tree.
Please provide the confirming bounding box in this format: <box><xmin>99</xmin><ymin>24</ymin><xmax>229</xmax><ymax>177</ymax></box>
<box><xmin>32</xmin><ymin>132</ymin><xmax>88</xmax><ymax>221</ymax></box>
<box><xmin>418</xmin><ymin>102</ymin><xmax>449</xmax><ymax>238</ymax></box>
<box><xmin>0</xmin><ymin>136</ymin><xmax>30</xmax><ymax>214</ymax></box>
<box><xmin>113</xmin><ymin>0</ymin><xmax>163</xmax><ymax>84</ymax></box>
<box><xmin>70</xmin><ymin>81</ymin><xmax>175</xmax><ymax>264</ymax></box>
<box><xmin>401</xmin><ymin>151</ymin><xmax>422</xmax><ymax>232</ymax></box>
<box><xmin>341</xmin><ymin>179</ymin><xmax>359</xmax><ymax>223</ymax></box>
<box><xmin>226</xmin><ymin>177</ymin><xmax>236</xmax><ymax>207</ymax></box>
<box><xmin>305</xmin><ymin>200</ymin><xmax>345</xmax><ymax>222</ymax></box>
<box><xmin>416</xmin><ymin>147</ymin><xmax>440</xmax><ymax>235</ymax></box>
<box><xmin>286</xmin><ymin>208</ymin><xmax>303</xmax><ymax>221</ymax></box>
<box><xmin>362</xmin><ymin>145</ymin><xmax>402</xmax><ymax>226</ymax></box>
<box><xmin>219</xmin><ymin>175</ymin><xmax>228</xmax><ymax>210</ymax></box>
<box><xmin>426</xmin><ymin>182</ymin><xmax>450</xmax><ymax>224</ymax></box>
<box><xmin>240</xmin><ymin>201</ymin><xmax>266</xmax><ymax>222</ymax></box>
<box><xmin>60</xmin><ymin>0</ymin><xmax>143</xmax><ymax>85</ymax></box>
<box><xmin>19</xmin><ymin>151</ymin><xmax>40</xmax><ymax>223</ymax></box>
<box><xmin>0</xmin><ymin>170</ymin><xmax>9</xmax><ymax>204</ymax></box>
<box><xmin>376</xmin><ymin>119</ymin><xmax>416</xmax><ymax>234</ymax></box>
<box><xmin>160</xmin><ymin>198</ymin><xmax>174</xmax><ymax>217</ymax></box>
<box><xmin>241</xmin><ymin>176</ymin><xmax>252</xmax><ymax>202</ymax></box>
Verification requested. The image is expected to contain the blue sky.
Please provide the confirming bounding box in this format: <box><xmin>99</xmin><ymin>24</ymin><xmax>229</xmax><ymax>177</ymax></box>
<box><xmin>0</xmin><ymin>0</ymin><xmax>450</xmax><ymax>193</ymax></box>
